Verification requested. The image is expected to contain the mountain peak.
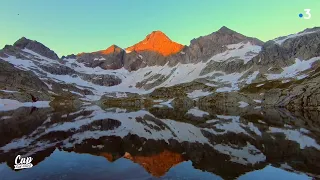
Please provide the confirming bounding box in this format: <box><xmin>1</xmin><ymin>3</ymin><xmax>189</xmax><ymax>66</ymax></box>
<box><xmin>13</xmin><ymin>37</ymin><xmax>59</xmax><ymax>60</ymax></box>
<box><xmin>126</xmin><ymin>31</ymin><xmax>184</xmax><ymax>56</ymax></box>
<box><xmin>216</xmin><ymin>26</ymin><xmax>237</xmax><ymax>34</ymax></box>
<box><xmin>146</xmin><ymin>30</ymin><xmax>169</xmax><ymax>40</ymax></box>
<box><xmin>77</xmin><ymin>44</ymin><xmax>124</xmax><ymax>57</ymax></box>
<box><xmin>98</xmin><ymin>44</ymin><xmax>123</xmax><ymax>55</ymax></box>
<box><xmin>13</xmin><ymin>37</ymin><xmax>35</xmax><ymax>48</ymax></box>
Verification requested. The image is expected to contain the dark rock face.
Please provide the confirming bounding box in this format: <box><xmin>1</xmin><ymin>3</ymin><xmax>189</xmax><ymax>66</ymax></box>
<box><xmin>183</xmin><ymin>26</ymin><xmax>264</xmax><ymax>64</ymax></box>
<box><xmin>123</xmin><ymin>51</ymin><xmax>149</xmax><ymax>71</ymax></box>
<box><xmin>200</xmin><ymin>59</ymin><xmax>252</xmax><ymax>75</ymax></box>
<box><xmin>39</xmin><ymin>64</ymin><xmax>77</xmax><ymax>75</ymax></box>
<box><xmin>123</xmin><ymin>51</ymin><xmax>186</xmax><ymax>72</ymax></box>
<box><xmin>253</xmin><ymin>30</ymin><xmax>320</xmax><ymax>68</ymax></box>
<box><xmin>39</xmin><ymin>63</ymin><xmax>122</xmax><ymax>86</ymax></box>
<box><xmin>253</xmin><ymin>41</ymin><xmax>292</xmax><ymax>67</ymax></box>
<box><xmin>81</xmin><ymin>74</ymin><xmax>122</xmax><ymax>86</ymax></box>
<box><xmin>0</xmin><ymin>60</ymin><xmax>51</xmax><ymax>101</ymax></box>
<box><xmin>282</xmin><ymin>32</ymin><xmax>320</xmax><ymax>60</ymax></box>
<box><xmin>61</xmin><ymin>54</ymin><xmax>77</xmax><ymax>60</ymax></box>
<box><xmin>0</xmin><ymin>45</ymin><xmax>21</xmax><ymax>58</ymax></box>
<box><xmin>13</xmin><ymin>37</ymin><xmax>59</xmax><ymax>60</ymax></box>
<box><xmin>263</xmin><ymin>69</ymin><xmax>320</xmax><ymax>109</ymax></box>
<box><xmin>77</xmin><ymin>45</ymin><xmax>125</xmax><ymax>70</ymax></box>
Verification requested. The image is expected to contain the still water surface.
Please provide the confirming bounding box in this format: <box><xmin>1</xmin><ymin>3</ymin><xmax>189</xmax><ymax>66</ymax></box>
<box><xmin>0</xmin><ymin>105</ymin><xmax>319</xmax><ymax>179</ymax></box>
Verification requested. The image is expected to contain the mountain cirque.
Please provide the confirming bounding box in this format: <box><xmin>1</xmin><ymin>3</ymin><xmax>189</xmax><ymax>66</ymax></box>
<box><xmin>0</xmin><ymin>26</ymin><xmax>320</xmax><ymax>110</ymax></box>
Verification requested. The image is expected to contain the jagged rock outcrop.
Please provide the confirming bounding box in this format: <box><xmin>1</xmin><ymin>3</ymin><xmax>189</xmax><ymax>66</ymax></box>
<box><xmin>200</xmin><ymin>59</ymin><xmax>252</xmax><ymax>75</ymax></box>
<box><xmin>253</xmin><ymin>28</ymin><xmax>320</xmax><ymax>68</ymax></box>
<box><xmin>1</xmin><ymin>26</ymin><xmax>320</xmax><ymax>109</ymax></box>
<box><xmin>124</xmin><ymin>27</ymin><xmax>264</xmax><ymax>71</ymax></box>
<box><xmin>39</xmin><ymin>64</ymin><xmax>77</xmax><ymax>75</ymax></box>
<box><xmin>13</xmin><ymin>37</ymin><xmax>59</xmax><ymax>60</ymax></box>
<box><xmin>263</xmin><ymin>67</ymin><xmax>320</xmax><ymax>109</ymax></box>
<box><xmin>182</xmin><ymin>26</ymin><xmax>263</xmax><ymax>64</ymax></box>
<box><xmin>123</xmin><ymin>51</ymin><xmax>167</xmax><ymax>71</ymax></box>
<box><xmin>77</xmin><ymin>45</ymin><xmax>125</xmax><ymax>70</ymax></box>
<box><xmin>81</xmin><ymin>74</ymin><xmax>122</xmax><ymax>86</ymax></box>
<box><xmin>61</xmin><ymin>54</ymin><xmax>76</xmax><ymax>60</ymax></box>
<box><xmin>66</xmin><ymin>27</ymin><xmax>264</xmax><ymax>72</ymax></box>
<box><xmin>0</xmin><ymin>60</ymin><xmax>51</xmax><ymax>102</ymax></box>
<box><xmin>39</xmin><ymin>64</ymin><xmax>122</xmax><ymax>86</ymax></box>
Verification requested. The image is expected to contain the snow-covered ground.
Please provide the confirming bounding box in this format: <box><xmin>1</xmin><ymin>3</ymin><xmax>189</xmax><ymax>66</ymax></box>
<box><xmin>2</xmin><ymin>39</ymin><xmax>319</xmax><ymax>102</ymax></box>
<box><xmin>209</xmin><ymin>42</ymin><xmax>261</xmax><ymax>64</ymax></box>
<box><xmin>2</xmin><ymin>44</ymin><xmax>265</xmax><ymax>99</ymax></box>
<box><xmin>266</xmin><ymin>57</ymin><xmax>319</xmax><ymax>80</ymax></box>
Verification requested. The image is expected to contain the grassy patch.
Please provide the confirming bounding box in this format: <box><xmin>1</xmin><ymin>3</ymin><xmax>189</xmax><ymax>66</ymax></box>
<box><xmin>240</xmin><ymin>80</ymin><xmax>296</xmax><ymax>93</ymax></box>
<box><xmin>150</xmin><ymin>81</ymin><xmax>216</xmax><ymax>99</ymax></box>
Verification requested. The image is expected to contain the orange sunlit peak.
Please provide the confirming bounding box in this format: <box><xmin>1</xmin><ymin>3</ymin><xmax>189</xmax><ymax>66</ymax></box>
<box><xmin>123</xmin><ymin>150</ymin><xmax>185</xmax><ymax>177</ymax></box>
<box><xmin>99</xmin><ymin>44</ymin><xmax>123</xmax><ymax>55</ymax></box>
<box><xmin>126</xmin><ymin>31</ymin><xmax>184</xmax><ymax>56</ymax></box>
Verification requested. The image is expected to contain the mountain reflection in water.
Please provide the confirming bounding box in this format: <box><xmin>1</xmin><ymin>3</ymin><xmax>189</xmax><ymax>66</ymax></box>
<box><xmin>0</xmin><ymin>105</ymin><xmax>319</xmax><ymax>180</ymax></box>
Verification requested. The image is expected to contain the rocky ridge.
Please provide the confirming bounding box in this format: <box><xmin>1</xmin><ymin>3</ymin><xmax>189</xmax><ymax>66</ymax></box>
<box><xmin>0</xmin><ymin>26</ymin><xmax>320</xmax><ymax>109</ymax></box>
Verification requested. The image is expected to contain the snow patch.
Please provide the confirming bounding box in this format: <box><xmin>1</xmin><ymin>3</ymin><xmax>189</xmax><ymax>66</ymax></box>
<box><xmin>186</xmin><ymin>108</ymin><xmax>209</xmax><ymax>117</ymax></box>
<box><xmin>70</xmin><ymin>91</ymin><xmax>83</xmax><ymax>96</ymax></box>
<box><xmin>187</xmin><ymin>90</ymin><xmax>212</xmax><ymax>99</ymax></box>
<box><xmin>159</xmin><ymin>99</ymin><xmax>174</xmax><ymax>108</ymax></box>
<box><xmin>254</xmin><ymin>100</ymin><xmax>262</xmax><ymax>103</ymax></box>
<box><xmin>266</xmin><ymin>57</ymin><xmax>319</xmax><ymax>80</ymax></box>
<box><xmin>93</xmin><ymin>57</ymin><xmax>106</xmax><ymax>61</ymax></box>
<box><xmin>238</xmin><ymin>101</ymin><xmax>249</xmax><ymax>108</ymax></box>
<box><xmin>245</xmin><ymin>71</ymin><xmax>259</xmax><ymax>84</ymax></box>
<box><xmin>0</xmin><ymin>90</ymin><xmax>19</xmax><ymax>93</ymax></box>
<box><xmin>209</xmin><ymin>42</ymin><xmax>261</xmax><ymax>64</ymax></box>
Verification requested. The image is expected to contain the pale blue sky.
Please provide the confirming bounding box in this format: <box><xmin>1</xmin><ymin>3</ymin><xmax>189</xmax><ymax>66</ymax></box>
<box><xmin>1</xmin><ymin>0</ymin><xmax>319</xmax><ymax>56</ymax></box>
